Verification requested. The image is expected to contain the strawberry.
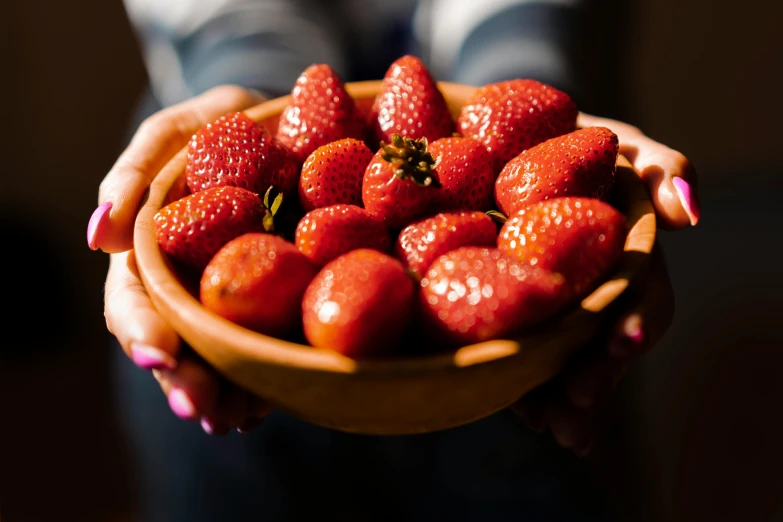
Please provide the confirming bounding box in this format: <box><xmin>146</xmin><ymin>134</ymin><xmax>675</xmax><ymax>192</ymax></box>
<box><xmin>154</xmin><ymin>186</ymin><xmax>279</xmax><ymax>272</ymax></box>
<box><xmin>299</xmin><ymin>138</ymin><xmax>374</xmax><ymax>211</ymax></box>
<box><xmin>294</xmin><ymin>204</ymin><xmax>391</xmax><ymax>266</ymax></box>
<box><xmin>498</xmin><ymin>197</ymin><xmax>626</xmax><ymax>297</ymax></box>
<box><xmin>369</xmin><ymin>55</ymin><xmax>455</xmax><ymax>145</ymax></box>
<box><xmin>428</xmin><ymin>136</ymin><xmax>495</xmax><ymax>212</ymax></box>
<box><xmin>420</xmin><ymin>247</ymin><xmax>570</xmax><ymax>346</ymax></box>
<box><xmin>186</xmin><ymin>111</ymin><xmax>299</xmax><ymax>198</ymax></box>
<box><xmin>457</xmin><ymin>79</ymin><xmax>578</xmax><ymax>172</ymax></box>
<box><xmin>396</xmin><ymin>211</ymin><xmax>497</xmax><ymax>280</ymax></box>
<box><xmin>200</xmin><ymin>233</ymin><xmax>318</xmax><ymax>337</ymax></box>
<box><xmin>362</xmin><ymin>134</ymin><xmax>441</xmax><ymax>231</ymax></box>
<box><xmin>276</xmin><ymin>64</ymin><xmax>368</xmax><ymax>164</ymax></box>
<box><xmin>302</xmin><ymin>249</ymin><xmax>415</xmax><ymax>358</ymax></box>
<box><xmin>494</xmin><ymin>127</ymin><xmax>619</xmax><ymax>216</ymax></box>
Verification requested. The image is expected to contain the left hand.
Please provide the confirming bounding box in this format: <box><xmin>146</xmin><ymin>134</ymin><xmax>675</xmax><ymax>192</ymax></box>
<box><xmin>509</xmin><ymin>112</ymin><xmax>701</xmax><ymax>456</ymax></box>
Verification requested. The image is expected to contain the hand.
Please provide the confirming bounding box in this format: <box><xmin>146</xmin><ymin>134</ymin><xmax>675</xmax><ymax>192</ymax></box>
<box><xmin>89</xmin><ymin>85</ymin><xmax>272</xmax><ymax>434</ymax></box>
<box><xmin>510</xmin><ymin>112</ymin><xmax>701</xmax><ymax>456</ymax></box>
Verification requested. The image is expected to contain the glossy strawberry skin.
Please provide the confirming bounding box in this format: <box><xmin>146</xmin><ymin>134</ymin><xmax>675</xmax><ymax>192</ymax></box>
<box><xmin>369</xmin><ymin>55</ymin><xmax>455</xmax><ymax>145</ymax></box>
<box><xmin>495</xmin><ymin>127</ymin><xmax>619</xmax><ymax>216</ymax></box>
<box><xmin>200</xmin><ymin>233</ymin><xmax>318</xmax><ymax>337</ymax></box>
<box><xmin>186</xmin><ymin>111</ymin><xmax>299</xmax><ymax>198</ymax></box>
<box><xmin>294</xmin><ymin>205</ymin><xmax>391</xmax><ymax>266</ymax></box>
<box><xmin>299</xmin><ymin>138</ymin><xmax>374</xmax><ymax>211</ymax></box>
<box><xmin>396</xmin><ymin>211</ymin><xmax>497</xmax><ymax>280</ymax></box>
<box><xmin>154</xmin><ymin>186</ymin><xmax>266</xmax><ymax>271</ymax></box>
<box><xmin>498</xmin><ymin>197</ymin><xmax>626</xmax><ymax>297</ymax></box>
<box><xmin>420</xmin><ymin>247</ymin><xmax>569</xmax><ymax>347</ymax></box>
<box><xmin>457</xmin><ymin>79</ymin><xmax>578</xmax><ymax>173</ymax></box>
<box><xmin>302</xmin><ymin>249</ymin><xmax>415</xmax><ymax>359</ymax></box>
<box><xmin>428</xmin><ymin>137</ymin><xmax>495</xmax><ymax>213</ymax></box>
<box><xmin>276</xmin><ymin>64</ymin><xmax>368</xmax><ymax>164</ymax></box>
<box><xmin>361</xmin><ymin>148</ymin><xmax>440</xmax><ymax>231</ymax></box>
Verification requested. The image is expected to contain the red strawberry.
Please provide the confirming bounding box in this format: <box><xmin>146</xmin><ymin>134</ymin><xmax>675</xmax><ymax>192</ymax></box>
<box><xmin>299</xmin><ymin>138</ymin><xmax>374</xmax><ymax>211</ymax></box>
<box><xmin>200</xmin><ymin>233</ymin><xmax>318</xmax><ymax>337</ymax></box>
<box><xmin>154</xmin><ymin>186</ymin><xmax>275</xmax><ymax>271</ymax></box>
<box><xmin>369</xmin><ymin>55</ymin><xmax>455</xmax><ymax>145</ymax></box>
<box><xmin>396</xmin><ymin>211</ymin><xmax>497</xmax><ymax>280</ymax></box>
<box><xmin>428</xmin><ymin>136</ymin><xmax>495</xmax><ymax>212</ymax></box>
<box><xmin>498</xmin><ymin>197</ymin><xmax>626</xmax><ymax>297</ymax></box>
<box><xmin>420</xmin><ymin>247</ymin><xmax>570</xmax><ymax>346</ymax></box>
<box><xmin>362</xmin><ymin>134</ymin><xmax>441</xmax><ymax>231</ymax></box>
<box><xmin>186</xmin><ymin>111</ymin><xmax>299</xmax><ymax>198</ymax></box>
<box><xmin>457</xmin><ymin>79</ymin><xmax>578</xmax><ymax>172</ymax></box>
<box><xmin>302</xmin><ymin>249</ymin><xmax>415</xmax><ymax>358</ymax></box>
<box><xmin>295</xmin><ymin>204</ymin><xmax>391</xmax><ymax>266</ymax></box>
<box><xmin>276</xmin><ymin>64</ymin><xmax>368</xmax><ymax>164</ymax></box>
<box><xmin>494</xmin><ymin>127</ymin><xmax>619</xmax><ymax>216</ymax></box>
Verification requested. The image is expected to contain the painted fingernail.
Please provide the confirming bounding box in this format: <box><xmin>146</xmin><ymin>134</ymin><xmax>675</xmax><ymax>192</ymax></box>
<box><xmin>168</xmin><ymin>388</ymin><xmax>198</xmax><ymax>420</ymax></box>
<box><xmin>573</xmin><ymin>437</ymin><xmax>595</xmax><ymax>458</ymax></box>
<box><xmin>237</xmin><ymin>417</ymin><xmax>264</xmax><ymax>434</ymax></box>
<box><xmin>201</xmin><ymin>417</ymin><xmax>229</xmax><ymax>436</ymax></box>
<box><xmin>672</xmin><ymin>177</ymin><xmax>700</xmax><ymax>227</ymax></box>
<box><xmin>609</xmin><ymin>314</ymin><xmax>645</xmax><ymax>359</ymax></box>
<box><xmin>130</xmin><ymin>343</ymin><xmax>177</xmax><ymax>371</ymax></box>
<box><xmin>87</xmin><ymin>202</ymin><xmax>112</xmax><ymax>251</ymax></box>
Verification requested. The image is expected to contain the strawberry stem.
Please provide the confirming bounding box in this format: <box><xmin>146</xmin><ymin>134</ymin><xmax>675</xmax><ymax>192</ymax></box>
<box><xmin>262</xmin><ymin>185</ymin><xmax>284</xmax><ymax>233</ymax></box>
<box><xmin>486</xmin><ymin>210</ymin><xmax>507</xmax><ymax>224</ymax></box>
<box><xmin>380</xmin><ymin>134</ymin><xmax>440</xmax><ymax>188</ymax></box>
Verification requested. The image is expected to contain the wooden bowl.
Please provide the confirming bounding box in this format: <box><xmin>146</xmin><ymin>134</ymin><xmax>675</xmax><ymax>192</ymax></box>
<box><xmin>134</xmin><ymin>81</ymin><xmax>656</xmax><ymax>435</ymax></box>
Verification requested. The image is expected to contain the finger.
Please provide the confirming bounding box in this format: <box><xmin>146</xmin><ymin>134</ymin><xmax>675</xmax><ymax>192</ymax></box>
<box><xmin>89</xmin><ymin>85</ymin><xmax>266</xmax><ymax>253</ymax></box>
<box><xmin>201</xmin><ymin>384</ymin><xmax>248</xmax><ymax>436</ymax></box>
<box><xmin>607</xmin><ymin>245</ymin><xmax>675</xmax><ymax>360</ymax></box>
<box><xmin>104</xmin><ymin>251</ymin><xmax>181</xmax><ymax>370</ymax></box>
<box><xmin>238</xmin><ymin>395</ymin><xmax>275</xmax><ymax>434</ymax></box>
<box><xmin>578</xmin><ymin>112</ymin><xmax>701</xmax><ymax>230</ymax></box>
<box><xmin>509</xmin><ymin>382</ymin><xmax>553</xmax><ymax>433</ymax></box>
<box><xmin>564</xmin><ymin>353</ymin><xmax>619</xmax><ymax>411</ymax></box>
<box><xmin>546</xmin><ymin>395</ymin><xmax>597</xmax><ymax>455</ymax></box>
<box><xmin>154</xmin><ymin>357</ymin><xmax>221</xmax><ymax>421</ymax></box>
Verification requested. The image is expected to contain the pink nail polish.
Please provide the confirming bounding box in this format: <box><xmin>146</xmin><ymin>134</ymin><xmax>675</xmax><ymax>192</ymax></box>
<box><xmin>610</xmin><ymin>315</ymin><xmax>644</xmax><ymax>359</ymax></box>
<box><xmin>168</xmin><ymin>388</ymin><xmax>198</xmax><ymax>420</ymax></box>
<box><xmin>87</xmin><ymin>202</ymin><xmax>112</xmax><ymax>250</ymax></box>
<box><xmin>130</xmin><ymin>343</ymin><xmax>177</xmax><ymax>371</ymax></box>
<box><xmin>672</xmin><ymin>178</ymin><xmax>700</xmax><ymax>226</ymax></box>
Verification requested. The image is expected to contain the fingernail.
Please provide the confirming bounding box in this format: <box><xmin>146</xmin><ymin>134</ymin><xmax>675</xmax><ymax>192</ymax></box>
<box><xmin>573</xmin><ymin>437</ymin><xmax>595</xmax><ymax>458</ymax></box>
<box><xmin>609</xmin><ymin>314</ymin><xmax>645</xmax><ymax>359</ymax></box>
<box><xmin>201</xmin><ymin>417</ymin><xmax>229</xmax><ymax>436</ymax></box>
<box><xmin>237</xmin><ymin>417</ymin><xmax>264</xmax><ymax>434</ymax></box>
<box><xmin>672</xmin><ymin>177</ymin><xmax>700</xmax><ymax>227</ymax></box>
<box><xmin>87</xmin><ymin>202</ymin><xmax>112</xmax><ymax>251</ymax></box>
<box><xmin>130</xmin><ymin>343</ymin><xmax>177</xmax><ymax>371</ymax></box>
<box><xmin>168</xmin><ymin>388</ymin><xmax>198</xmax><ymax>420</ymax></box>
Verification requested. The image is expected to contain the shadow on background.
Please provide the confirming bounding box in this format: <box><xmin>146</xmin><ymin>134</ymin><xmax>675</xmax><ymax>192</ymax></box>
<box><xmin>1</xmin><ymin>0</ymin><xmax>782</xmax><ymax>521</ymax></box>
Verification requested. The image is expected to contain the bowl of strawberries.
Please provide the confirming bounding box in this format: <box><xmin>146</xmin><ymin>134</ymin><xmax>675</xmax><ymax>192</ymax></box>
<box><xmin>134</xmin><ymin>55</ymin><xmax>655</xmax><ymax>435</ymax></box>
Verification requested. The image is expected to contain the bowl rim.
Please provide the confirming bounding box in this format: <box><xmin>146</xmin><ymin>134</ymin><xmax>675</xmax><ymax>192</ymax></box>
<box><xmin>133</xmin><ymin>80</ymin><xmax>656</xmax><ymax>376</ymax></box>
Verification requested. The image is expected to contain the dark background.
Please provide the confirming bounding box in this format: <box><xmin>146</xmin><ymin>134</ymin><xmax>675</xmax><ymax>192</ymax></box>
<box><xmin>1</xmin><ymin>1</ymin><xmax>782</xmax><ymax>521</ymax></box>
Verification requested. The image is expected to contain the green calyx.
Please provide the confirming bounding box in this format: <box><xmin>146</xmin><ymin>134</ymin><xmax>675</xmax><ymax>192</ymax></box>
<box><xmin>380</xmin><ymin>134</ymin><xmax>441</xmax><ymax>188</ymax></box>
<box><xmin>262</xmin><ymin>185</ymin><xmax>284</xmax><ymax>233</ymax></box>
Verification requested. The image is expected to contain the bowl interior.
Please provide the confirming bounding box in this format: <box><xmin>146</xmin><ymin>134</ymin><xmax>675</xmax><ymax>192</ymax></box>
<box><xmin>134</xmin><ymin>81</ymin><xmax>656</xmax><ymax>379</ymax></box>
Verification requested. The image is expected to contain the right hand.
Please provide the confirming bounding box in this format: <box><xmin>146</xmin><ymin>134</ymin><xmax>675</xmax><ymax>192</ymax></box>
<box><xmin>89</xmin><ymin>85</ymin><xmax>273</xmax><ymax>435</ymax></box>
